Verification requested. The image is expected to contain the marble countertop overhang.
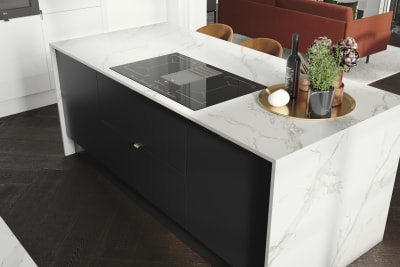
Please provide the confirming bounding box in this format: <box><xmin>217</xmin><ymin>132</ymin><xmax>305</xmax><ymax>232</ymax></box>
<box><xmin>50</xmin><ymin>22</ymin><xmax>400</xmax><ymax>162</ymax></box>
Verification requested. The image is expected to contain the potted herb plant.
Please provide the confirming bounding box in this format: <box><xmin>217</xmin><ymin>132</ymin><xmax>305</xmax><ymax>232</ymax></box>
<box><xmin>301</xmin><ymin>36</ymin><xmax>359</xmax><ymax>114</ymax></box>
<box><xmin>306</xmin><ymin>37</ymin><xmax>343</xmax><ymax>118</ymax></box>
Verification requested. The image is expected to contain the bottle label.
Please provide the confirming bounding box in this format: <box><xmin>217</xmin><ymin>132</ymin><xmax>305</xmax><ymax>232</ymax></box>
<box><xmin>285</xmin><ymin>67</ymin><xmax>294</xmax><ymax>94</ymax></box>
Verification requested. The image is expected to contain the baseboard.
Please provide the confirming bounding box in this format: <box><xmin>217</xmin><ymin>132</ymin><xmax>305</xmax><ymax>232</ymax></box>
<box><xmin>0</xmin><ymin>89</ymin><xmax>57</xmax><ymax>118</ymax></box>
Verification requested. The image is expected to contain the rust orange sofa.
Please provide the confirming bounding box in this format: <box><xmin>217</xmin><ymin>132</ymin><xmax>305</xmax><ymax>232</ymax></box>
<box><xmin>218</xmin><ymin>0</ymin><xmax>393</xmax><ymax>59</ymax></box>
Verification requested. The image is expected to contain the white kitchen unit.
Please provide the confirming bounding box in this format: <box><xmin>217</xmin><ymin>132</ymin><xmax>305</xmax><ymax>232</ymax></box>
<box><xmin>51</xmin><ymin>23</ymin><xmax>400</xmax><ymax>267</ymax></box>
<box><xmin>38</xmin><ymin>0</ymin><xmax>101</xmax><ymax>13</ymax></box>
<box><xmin>40</xmin><ymin>5</ymin><xmax>104</xmax><ymax>89</ymax></box>
<box><xmin>0</xmin><ymin>15</ymin><xmax>52</xmax><ymax>118</ymax></box>
<box><xmin>0</xmin><ymin>0</ymin><xmax>104</xmax><ymax>118</ymax></box>
<box><xmin>1</xmin><ymin>0</ymin><xmax>206</xmax><ymax>118</ymax></box>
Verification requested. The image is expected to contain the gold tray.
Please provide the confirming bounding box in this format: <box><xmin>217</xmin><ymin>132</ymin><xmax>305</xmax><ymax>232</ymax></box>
<box><xmin>258</xmin><ymin>83</ymin><xmax>356</xmax><ymax>120</ymax></box>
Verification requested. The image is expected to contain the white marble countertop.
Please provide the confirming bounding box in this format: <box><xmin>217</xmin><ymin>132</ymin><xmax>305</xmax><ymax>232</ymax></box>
<box><xmin>50</xmin><ymin>22</ymin><xmax>400</xmax><ymax>162</ymax></box>
<box><xmin>50</xmin><ymin>22</ymin><xmax>400</xmax><ymax>267</ymax></box>
<box><xmin>0</xmin><ymin>217</ymin><xmax>37</xmax><ymax>267</ymax></box>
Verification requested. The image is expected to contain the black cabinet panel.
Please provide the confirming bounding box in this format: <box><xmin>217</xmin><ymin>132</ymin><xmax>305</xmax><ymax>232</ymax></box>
<box><xmin>56</xmin><ymin>51</ymin><xmax>100</xmax><ymax>152</ymax></box>
<box><xmin>96</xmin><ymin>73</ymin><xmax>187</xmax><ymax>225</ymax></box>
<box><xmin>97</xmin><ymin>73</ymin><xmax>186</xmax><ymax>175</ymax></box>
<box><xmin>186</xmin><ymin>122</ymin><xmax>271</xmax><ymax>267</ymax></box>
<box><xmin>56</xmin><ymin>51</ymin><xmax>272</xmax><ymax>267</ymax></box>
<box><xmin>94</xmin><ymin>121</ymin><xmax>187</xmax><ymax>225</ymax></box>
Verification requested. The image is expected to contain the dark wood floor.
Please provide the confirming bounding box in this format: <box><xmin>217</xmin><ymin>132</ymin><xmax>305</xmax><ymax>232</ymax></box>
<box><xmin>369</xmin><ymin>72</ymin><xmax>400</xmax><ymax>94</ymax></box>
<box><xmin>0</xmin><ymin>105</ymin><xmax>227</xmax><ymax>266</ymax></box>
<box><xmin>1</xmin><ymin>101</ymin><xmax>399</xmax><ymax>267</ymax></box>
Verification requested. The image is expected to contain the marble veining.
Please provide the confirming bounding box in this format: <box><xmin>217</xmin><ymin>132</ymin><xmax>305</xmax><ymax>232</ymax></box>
<box><xmin>50</xmin><ymin>22</ymin><xmax>400</xmax><ymax>161</ymax></box>
<box><xmin>0</xmin><ymin>217</ymin><xmax>37</xmax><ymax>267</ymax></box>
<box><xmin>267</xmin><ymin>110</ymin><xmax>400</xmax><ymax>267</ymax></box>
<box><xmin>50</xmin><ymin>23</ymin><xmax>400</xmax><ymax>267</ymax></box>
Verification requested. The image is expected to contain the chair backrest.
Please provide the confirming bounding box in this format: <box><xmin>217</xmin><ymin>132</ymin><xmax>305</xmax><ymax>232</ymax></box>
<box><xmin>196</xmin><ymin>23</ymin><xmax>234</xmax><ymax>42</ymax></box>
<box><xmin>239</xmin><ymin>38</ymin><xmax>283</xmax><ymax>58</ymax></box>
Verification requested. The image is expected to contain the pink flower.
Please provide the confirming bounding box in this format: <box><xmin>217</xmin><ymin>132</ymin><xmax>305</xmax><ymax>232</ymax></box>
<box><xmin>310</xmin><ymin>36</ymin><xmax>359</xmax><ymax>73</ymax></box>
<box><xmin>336</xmin><ymin>37</ymin><xmax>359</xmax><ymax>72</ymax></box>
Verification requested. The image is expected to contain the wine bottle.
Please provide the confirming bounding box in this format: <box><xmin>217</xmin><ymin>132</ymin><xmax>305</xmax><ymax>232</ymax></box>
<box><xmin>285</xmin><ymin>33</ymin><xmax>300</xmax><ymax>98</ymax></box>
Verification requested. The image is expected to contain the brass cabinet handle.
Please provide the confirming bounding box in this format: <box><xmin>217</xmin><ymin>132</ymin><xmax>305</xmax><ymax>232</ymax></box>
<box><xmin>133</xmin><ymin>143</ymin><xmax>144</xmax><ymax>149</ymax></box>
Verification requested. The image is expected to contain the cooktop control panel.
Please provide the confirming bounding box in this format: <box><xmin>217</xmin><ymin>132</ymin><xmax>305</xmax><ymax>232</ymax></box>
<box><xmin>111</xmin><ymin>53</ymin><xmax>266</xmax><ymax>110</ymax></box>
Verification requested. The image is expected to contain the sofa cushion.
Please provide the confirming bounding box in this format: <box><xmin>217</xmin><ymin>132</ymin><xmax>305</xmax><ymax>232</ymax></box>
<box><xmin>276</xmin><ymin>0</ymin><xmax>353</xmax><ymax>21</ymax></box>
<box><xmin>248</xmin><ymin>0</ymin><xmax>277</xmax><ymax>6</ymax></box>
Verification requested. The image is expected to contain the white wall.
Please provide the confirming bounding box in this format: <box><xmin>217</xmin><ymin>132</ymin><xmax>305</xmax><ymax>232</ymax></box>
<box><xmin>102</xmin><ymin>0</ymin><xmax>167</xmax><ymax>32</ymax></box>
<box><xmin>167</xmin><ymin>0</ymin><xmax>206</xmax><ymax>31</ymax></box>
<box><xmin>362</xmin><ymin>0</ymin><xmax>391</xmax><ymax>17</ymax></box>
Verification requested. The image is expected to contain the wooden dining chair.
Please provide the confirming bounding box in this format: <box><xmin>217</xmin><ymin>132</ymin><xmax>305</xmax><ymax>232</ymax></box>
<box><xmin>239</xmin><ymin>38</ymin><xmax>283</xmax><ymax>58</ymax></box>
<box><xmin>196</xmin><ymin>23</ymin><xmax>234</xmax><ymax>42</ymax></box>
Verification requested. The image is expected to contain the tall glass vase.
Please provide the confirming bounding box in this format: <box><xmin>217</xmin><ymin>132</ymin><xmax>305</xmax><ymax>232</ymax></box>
<box><xmin>306</xmin><ymin>85</ymin><xmax>334</xmax><ymax>119</ymax></box>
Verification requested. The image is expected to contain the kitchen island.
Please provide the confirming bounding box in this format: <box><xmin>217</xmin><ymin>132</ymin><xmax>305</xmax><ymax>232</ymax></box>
<box><xmin>51</xmin><ymin>22</ymin><xmax>400</xmax><ymax>267</ymax></box>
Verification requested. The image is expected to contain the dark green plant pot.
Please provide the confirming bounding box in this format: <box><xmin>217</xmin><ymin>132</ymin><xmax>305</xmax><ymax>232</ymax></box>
<box><xmin>306</xmin><ymin>85</ymin><xmax>334</xmax><ymax>119</ymax></box>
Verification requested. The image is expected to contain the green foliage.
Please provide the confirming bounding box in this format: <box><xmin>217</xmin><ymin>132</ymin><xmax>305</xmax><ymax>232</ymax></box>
<box><xmin>306</xmin><ymin>37</ymin><xmax>343</xmax><ymax>91</ymax></box>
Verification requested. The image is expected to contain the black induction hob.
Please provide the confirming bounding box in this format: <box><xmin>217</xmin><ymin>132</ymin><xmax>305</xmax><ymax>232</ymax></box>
<box><xmin>110</xmin><ymin>53</ymin><xmax>266</xmax><ymax>110</ymax></box>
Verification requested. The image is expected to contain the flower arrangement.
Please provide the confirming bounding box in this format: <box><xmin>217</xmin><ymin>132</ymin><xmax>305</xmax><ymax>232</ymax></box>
<box><xmin>335</xmin><ymin>37</ymin><xmax>359</xmax><ymax>72</ymax></box>
<box><xmin>305</xmin><ymin>36</ymin><xmax>359</xmax><ymax>91</ymax></box>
